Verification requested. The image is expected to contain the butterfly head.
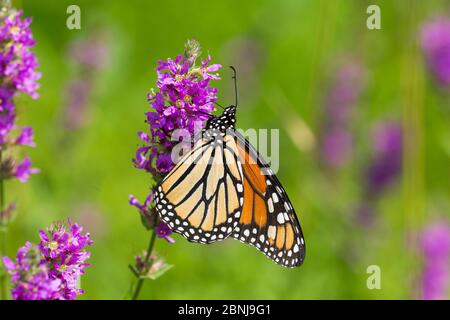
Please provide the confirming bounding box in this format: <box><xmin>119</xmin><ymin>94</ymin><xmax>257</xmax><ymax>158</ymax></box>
<box><xmin>204</xmin><ymin>105</ymin><xmax>237</xmax><ymax>136</ymax></box>
<box><xmin>223</xmin><ymin>105</ymin><xmax>236</xmax><ymax>116</ymax></box>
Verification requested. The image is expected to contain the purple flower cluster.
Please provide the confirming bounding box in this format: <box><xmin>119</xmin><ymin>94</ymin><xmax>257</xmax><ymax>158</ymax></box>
<box><xmin>0</xmin><ymin>10</ymin><xmax>40</xmax><ymax>99</ymax></box>
<box><xmin>420</xmin><ymin>222</ymin><xmax>450</xmax><ymax>299</ymax></box>
<box><xmin>365</xmin><ymin>122</ymin><xmax>402</xmax><ymax>196</ymax></box>
<box><xmin>421</xmin><ymin>17</ymin><xmax>450</xmax><ymax>87</ymax></box>
<box><xmin>133</xmin><ymin>41</ymin><xmax>221</xmax><ymax>175</ymax></box>
<box><xmin>320</xmin><ymin>61</ymin><xmax>365</xmax><ymax>168</ymax></box>
<box><xmin>64</xmin><ymin>31</ymin><xmax>109</xmax><ymax>131</ymax></box>
<box><xmin>0</xmin><ymin>9</ymin><xmax>40</xmax><ymax>182</ymax></box>
<box><xmin>155</xmin><ymin>221</ymin><xmax>175</xmax><ymax>243</ymax></box>
<box><xmin>2</xmin><ymin>219</ymin><xmax>93</xmax><ymax>300</ymax></box>
<box><xmin>356</xmin><ymin>121</ymin><xmax>402</xmax><ymax>226</ymax></box>
<box><xmin>2</xmin><ymin>242</ymin><xmax>61</xmax><ymax>300</ymax></box>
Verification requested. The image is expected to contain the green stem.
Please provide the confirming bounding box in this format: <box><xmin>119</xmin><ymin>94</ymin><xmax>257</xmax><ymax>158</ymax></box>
<box><xmin>131</xmin><ymin>231</ymin><xmax>157</xmax><ymax>300</ymax></box>
<box><xmin>400</xmin><ymin>1</ymin><xmax>425</xmax><ymax>299</ymax></box>
<box><xmin>0</xmin><ymin>150</ymin><xmax>6</xmax><ymax>300</ymax></box>
<box><xmin>0</xmin><ymin>226</ymin><xmax>5</xmax><ymax>301</ymax></box>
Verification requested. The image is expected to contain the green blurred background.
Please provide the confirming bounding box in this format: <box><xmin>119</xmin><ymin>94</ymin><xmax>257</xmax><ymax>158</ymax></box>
<box><xmin>4</xmin><ymin>0</ymin><xmax>449</xmax><ymax>299</ymax></box>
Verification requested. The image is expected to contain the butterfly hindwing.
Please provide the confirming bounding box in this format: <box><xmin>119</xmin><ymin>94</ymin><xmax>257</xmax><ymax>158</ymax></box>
<box><xmin>232</xmin><ymin>131</ymin><xmax>306</xmax><ymax>267</ymax></box>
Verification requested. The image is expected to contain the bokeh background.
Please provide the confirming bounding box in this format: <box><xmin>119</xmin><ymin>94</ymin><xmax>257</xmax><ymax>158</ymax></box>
<box><xmin>3</xmin><ymin>0</ymin><xmax>449</xmax><ymax>299</ymax></box>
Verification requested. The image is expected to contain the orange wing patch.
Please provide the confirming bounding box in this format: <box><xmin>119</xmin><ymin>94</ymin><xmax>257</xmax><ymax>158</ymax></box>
<box><xmin>236</xmin><ymin>142</ymin><xmax>268</xmax><ymax>228</ymax></box>
<box><xmin>284</xmin><ymin>223</ymin><xmax>295</xmax><ymax>250</ymax></box>
<box><xmin>240</xmin><ymin>176</ymin><xmax>254</xmax><ymax>225</ymax></box>
<box><xmin>237</xmin><ymin>143</ymin><xmax>266</xmax><ymax>194</ymax></box>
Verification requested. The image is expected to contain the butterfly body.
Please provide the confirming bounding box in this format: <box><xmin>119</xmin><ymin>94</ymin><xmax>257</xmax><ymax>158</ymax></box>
<box><xmin>154</xmin><ymin>105</ymin><xmax>306</xmax><ymax>267</ymax></box>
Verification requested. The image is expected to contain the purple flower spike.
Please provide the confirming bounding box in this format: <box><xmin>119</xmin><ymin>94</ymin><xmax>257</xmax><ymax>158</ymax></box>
<box><xmin>133</xmin><ymin>39</ymin><xmax>221</xmax><ymax>176</ymax></box>
<box><xmin>64</xmin><ymin>31</ymin><xmax>110</xmax><ymax>131</ymax></box>
<box><xmin>0</xmin><ymin>10</ymin><xmax>41</xmax><ymax>99</ymax></box>
<box><xmin>0</xmin><ymin>9</ymin><xmax>40</xmax><ymax>182</ymax></box>
<box><xmin>355</xmin><ymin>121</ymin><xmax>402</xmax><ymax>226</ymax></box>
<box><xmin>321</xmin><ymin>128</ymin><xmax>353</xmax><ymax>168</ymax></box>
<box><xmin>420</xmin><ymin>222</ymin><xmax>450</xmax><ymax>300</ymax></box>
<box><xmin>365</xmin><ymin>122</ymin><xmax>402</xmax><ymax>195</ymax></box>
<box><xmin>320</xmin><ymin>60</ymin><xmax>365</xmax><ymax>169</ymax></box>
<box><xmin>2</xmin><ymin>243</ymin><xmax>55</xmax><ymax>300</ymax></box>
<box><xmin>2</xmin><ymin>219</ymin><xmax>93</xmax><ymax>300</ymax></box>
<box><xmin>372</xmin><ymin>122</ymin><xmax>402</xmax><ymax>156</ymax></box>
<box><xmin>421</xmin><ymin>17</ymin><xmax>450</xmax><ymax>87</ymax></box>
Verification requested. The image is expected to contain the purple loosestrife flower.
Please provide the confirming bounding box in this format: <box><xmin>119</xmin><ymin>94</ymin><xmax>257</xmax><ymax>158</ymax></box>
<box><xmin>64</xmin><ymin>79</ymin><xmax>91</xmax><ymax>130</ymax></box>
<box><xmin>134</xmin><ymin>40</ymin><xmax>221</xmax><ymax>175</ymax></box>
<box><xmin>129</xmin><ymin>192</ymin><xmax>154</xmax><ymax>215</ymax></box>
<box><xmin>2</xmin><ymin>219</ymin><xmax>93</xmax><ymax>300</ymax></box>
<box><xmin>14</xmin><ymin>156</ymin><xmax>39</xmax><ymax>182</ymax></box>
<box><xmin>155</xmin><ymin>222</ymin><xmax>175</xmax><ymax>244</ymax></box>
<box><xmin>321</xmin><ymin>128</ymin><xmax>353</xmax><ymax>168</ymax></box>
<box><xmin>129</xmin><ymin>192</ymin><xmax>156</xmax><ymax>225</ymax></box>
<box><xmin>69</xmin><ymin>31</ymin><xmax>108</xmax><ymax>70</ymax></box>
<box><xmin>355</xmin><ymin>121</ymin><xmax>403</xmax><ymax>227</ymax></box>
<box><xmin>15</xmin><ymin>126</ymin><xmax>35</xmax><ymax>146</ymax></box>
<box><xmin>0</xmin><ymin>10</ymin><xmax>40</xmax><ymax>98</ymax></box>
<box><xmin>0</xmin><ymin>8</ymin><xmax>40</xmax><ymax>183</ymax></box>
<box><xmin>64</xmin><ymin>31</ymin><xmax>109</xmax><ymax>131</ymax></box>
<box><xmin>2</xmin><ymin>242</ymin><xmax>62</xmax><ymax>300</ymax></box>
<box><xmin>421</xmin><ymin>17</ymin><xmax>450</xmax><ymax>87</ymax></box>
<box><xmin>420</xmin><ymin>222</ymin><xmax>450</xmax><ymax>300</ymax></box>
<box><xmin>320</xmin><ymin>60</ymin><xmax>365</xmax><ymax>169</ymax></box>
<box><xmin>365</xmin><ymin>122</ymin><xmax>402</xmax><ymax>195</ymax></box>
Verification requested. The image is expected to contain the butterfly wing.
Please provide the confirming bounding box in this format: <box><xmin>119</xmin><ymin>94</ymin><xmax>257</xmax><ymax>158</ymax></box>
<box><xmin>154</xmin><ymin>135</ymin><xmax>244</xmax><ymax>243</ymax></box>
<box><xmin>232</xmin><ymin>130</ymin><xmax>306</xmax><ymax>267</ymax></box>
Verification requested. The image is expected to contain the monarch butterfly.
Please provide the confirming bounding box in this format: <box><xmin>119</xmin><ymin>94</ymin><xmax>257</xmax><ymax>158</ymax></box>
<box><xmin>153</xmin><ymin>67</ymin><xmax>305</xmax><ymax>267</ymax></box>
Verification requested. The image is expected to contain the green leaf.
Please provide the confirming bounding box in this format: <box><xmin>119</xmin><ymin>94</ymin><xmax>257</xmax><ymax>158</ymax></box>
<box><xmin>128</xmin><ymin>264</ymin><xmax>140</xmax><ymax>278</ymax></box>
<box><xmin>146</xmin><ymin>264</ymin><xmax>173</xmax><ymax>280</ymax></box>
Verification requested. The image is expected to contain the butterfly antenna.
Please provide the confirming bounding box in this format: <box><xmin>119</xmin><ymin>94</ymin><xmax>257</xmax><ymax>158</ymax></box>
<box><xmin>197</xmin><ymin>110</ymin><xmax>214</xmax><ymax>118</ymax></box>
<box><xmin>214</xmin><ymin>101</ymin><xmax>225</xmax><ymax>110</ymax></box>
<box><xmin>230</xmin><ymin>66</ymin><xmax>238</xmax><ymax>107</ymax></box>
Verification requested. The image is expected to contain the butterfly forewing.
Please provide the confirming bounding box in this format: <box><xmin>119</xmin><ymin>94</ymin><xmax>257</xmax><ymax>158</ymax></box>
<box><xmin>154</xmin><ymin>135</ymin><xmax>244</xmax><ymax>243</ymax></box>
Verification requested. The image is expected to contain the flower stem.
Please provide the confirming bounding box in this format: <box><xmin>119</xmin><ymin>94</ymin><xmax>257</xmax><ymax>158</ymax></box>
<box><xmin>131</xmin><ymin>231</ymin><xmax>157</xmax><ymax>300</ymax></box>
<box><xmin>0</xmin><ymin>150</ymin><xmax>7</xmax><ymax>300</ymax></box>
<box><xmin>400</xmin><ymin>1</ymin><xmax>425</xmax><ymax>299</ymax></box>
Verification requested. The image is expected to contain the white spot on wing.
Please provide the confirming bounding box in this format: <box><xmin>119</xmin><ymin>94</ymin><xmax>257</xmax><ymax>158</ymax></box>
<box><xmin>272</xmin><ymin>193</ymin><xmax>279</xmax><ymax>203</ymax></box>
<box><xmin>268</xmin><ymin>198</ymin><xmax>274</xmax><ymax>213</ymax></box>
<box><xmin>268</xmin><ymin>225</ymin><xmax>276</xmax><ymax>239</ymax></box>
<box><xmin>277</xmin><ymin>213</ymin><xmax>285</xmax><ymax>224</ymax></box>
